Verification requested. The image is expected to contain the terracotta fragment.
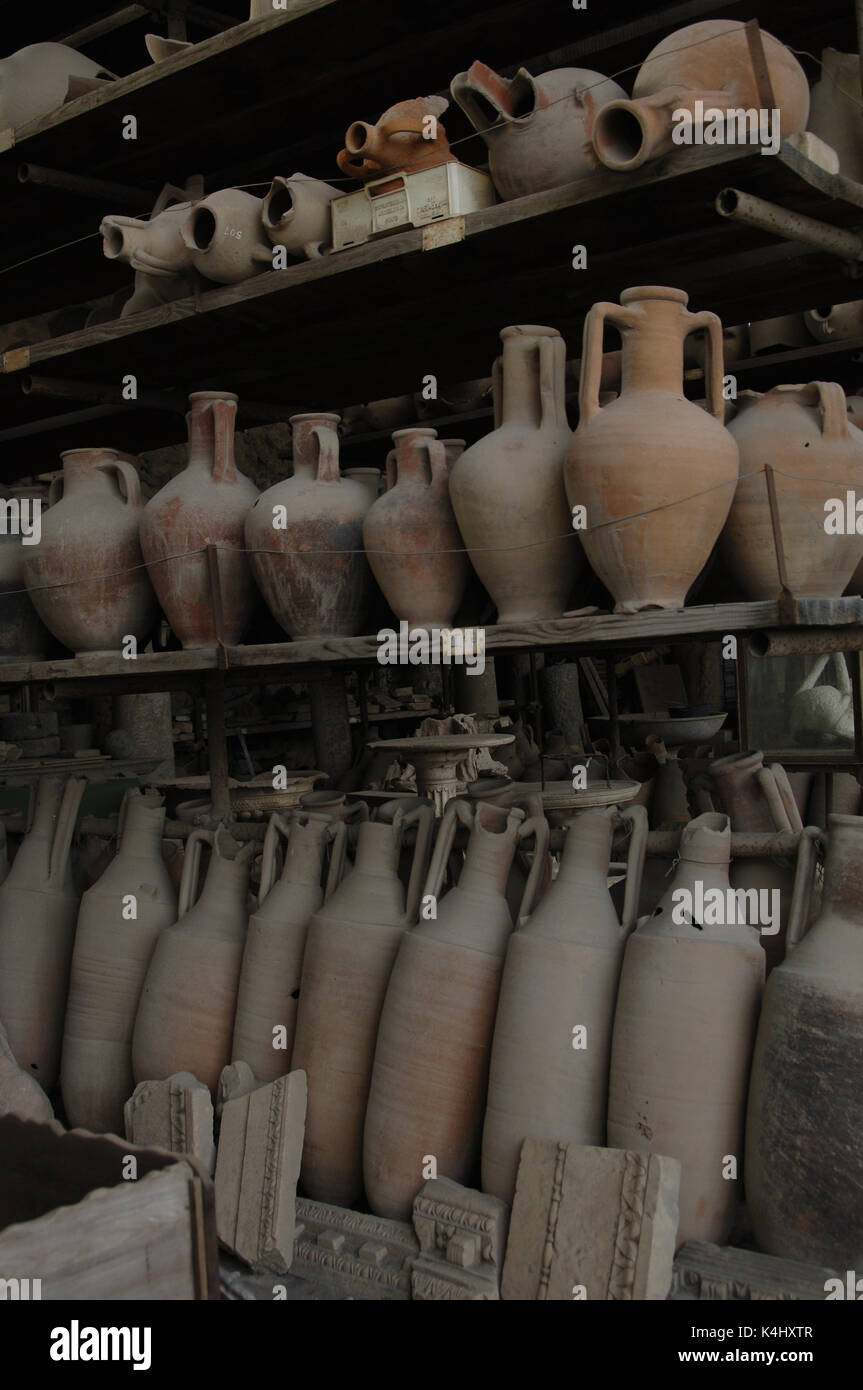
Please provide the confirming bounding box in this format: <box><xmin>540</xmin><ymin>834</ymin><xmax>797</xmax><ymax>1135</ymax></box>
<box><xmin>0</xmin><ymin>1019</ymin><xmax>54</xmax><ymax>1123</ymax></box>
<box><xmin>337</xmin><ymin>96</ymin><xmax>454</xmax><ymax>181</ymax></box>
<box><xmin>262</xmin><ymin>173</ymin><xmax>340</xmax><ymax>259</ymax></box>
<box><xmin>0</xmin><ymin>43</ymin><xmax>115</xmax><ymax>130</ymax></box>
<box><xmin>182</xmin><ymin>189</ymin><xmax>272</xmax><ymax>284</ymax></box>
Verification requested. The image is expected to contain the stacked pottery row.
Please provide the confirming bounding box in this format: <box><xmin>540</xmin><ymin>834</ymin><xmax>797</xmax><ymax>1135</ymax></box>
<box><xmin>14</xmin><ymin>774</ymin><xmax>857</xmax><ymax>1269</ymax></box>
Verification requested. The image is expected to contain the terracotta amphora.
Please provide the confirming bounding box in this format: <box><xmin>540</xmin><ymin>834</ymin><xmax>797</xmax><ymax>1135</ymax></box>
<box><xmin>450</xmin><ymin>325</ymin><xmax>581</xmax><ymax>622</ymax></box>
<box><xmin>0</xmin><ymin>43</ymin><xmax>115</xmax><ymax>130</ymax></box>
<box><xmin>262</xmin><ymin>173</ymin><xmax>340</xmax><ymax>259</ymax></box>
<box><xmin>708</xmin><ymin>750</ymin><xmax>802</xmax><ymax>971</ymax></box>
<box><xmin>362</xmin><ymin>427</ymin><xmax>469</xmax><ymax>629</ymax></box>
<box><xmin>0</xmin><ymin>1018</ymin><xmax>53</xmax><ymax>1123</ymax></box>
<box><xmin>22</xmin><ymin>449</ymin><xmax>156</xmax><ymax>656</ymax></box>
<box><xmin>231</xmin><ymin>809</ymin><xmax>347</xmax><ymax>1083</ymax></box>
<box><xmin>132</xmin><ymin>830</ymin><xmax>255</xmax><ymax>1095</ymax></box>
<box><xmin>592</xmin><ymin>20</ymin><xmax>809</xmax><ymax>171</ymax></box>
<box><xmin>565</xmin><ymin>287</ymin><xmax>739</xmax><ymax>612</ymax></box>
<box><xmin>60</xmin><ymin>790</ymin><xmax>177</xmax><ymax>1133</ymax></box>
<box><xmin>482</xmin><ymin>804</ymin><xmax>647</xmax><ymax>1202</ymax></box>
<box><xmin>181</xmin><ymin>189</ymin><xmax>272</xmax><ymax>284</ymax></box>
<box><xmin>606</xmin><ymin>813</ymin><xmax>764</xmax><ymax>1245</ymax></box>
<box><xmin>100</xmin><ymin>202</ymin><xmax>198</xmax><ymax>316</ymax></box>
<box><xmin>337</xmin><ymin>96</ymin><xmax>453</xmax><ymax>181</ymax></box>
<box><xmin>363</xmin><ymin>800</ymin><xmax>549</xmax><ymax>1220</ymax></box>
<box><xmin>0</xmin><ymin>483</ymin><xmax>51</xmax><ymax>662</ymax></box>
<box><xmin>450</xmin><ymin>62</ymin><xmax>626</xmax><ymax>199</ymax></box>
<box><xmin>0</xmin><ymin>776</ymin><xmax>85</xmax><ymax>1090</ymax></box>
<box><xmin>246</xmin><ymin>413</ymin><xmax>373</xmax><ymax>639</ymax></box>
<box><xmin>719</xmin><ymin>383</ymin><xmax>863</xmax><ymax>600</ymax></box>
<box><xmin>290</xmin><ymin>803</ymin><xmax>433</xmax><ymax>1206</ymax></box>
<box><xmin>745</xmin><ymin>814</ymin><xmax>863</xmax><ymax>1267</ymax></box>
<box><xmin>140</xmin><ymin>391</ymin><xmax>260</xmax><ymax>648</ymax></box>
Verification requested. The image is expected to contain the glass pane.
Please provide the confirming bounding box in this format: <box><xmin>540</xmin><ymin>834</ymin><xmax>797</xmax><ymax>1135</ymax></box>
<box><xmin>746</xmin><ymin>651</ymin><xmax>857</xmax><ymax>756</ymax></box>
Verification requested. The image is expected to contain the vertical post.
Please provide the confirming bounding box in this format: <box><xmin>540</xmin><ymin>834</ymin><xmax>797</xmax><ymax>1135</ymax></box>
<box><xmin>607</xmin><ymin>651</ymin><xmax>620</xmax><ymax>767</ymax></box>
<box><xmin>204</xmin><ymin>671</ymin><xmax>231</xmax><ymax>821</ymax></box>
<box><xmin>308</xmin><ymin>671</ymin><xmax>353</xmax><ymax>785</ymax></box>
<box><xmin>856</xmin><ymin>0</ymin><xmax>863</xmax><ymax>118</ymax></box>
<box><xmin>745</xmin><ymin>19</ymin><xmax>777</xmax><ymax>111</ymax></box>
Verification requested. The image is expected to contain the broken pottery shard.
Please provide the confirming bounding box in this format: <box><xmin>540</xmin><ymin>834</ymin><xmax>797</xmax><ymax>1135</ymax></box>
<box><xmin>215</xmin><ymin>1068</ymin><xmax>306</xmax><ymax>1273</ymax></box>
<box><xmin>501</xmin><ymin>1139</ymin><xmax>680</xmax><ymax>1301</ymax></box>
<box><xmin>217</xmin><ymin>1059</ymin><xmax>258</xmax><ymax>1115</ymax></box>
<box><xmin>0</xmin><ymin>1018</ymin><xmax>54</xmax><ymax>1124</ymax></box>
<box><xmin>123</xmin><ymin>1070</ymin><xmax>215</xmax><ymax>1174</ymax></box>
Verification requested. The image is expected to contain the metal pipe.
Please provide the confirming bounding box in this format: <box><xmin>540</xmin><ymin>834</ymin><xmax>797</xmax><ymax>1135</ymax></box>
<box><xmin>22</xmin><ymin>375</ymin><xmax>186</xmax><ymax>414</ymax></box>
<box><xmin>18</xmin><ymin>163</ymin><xmax>151</xmax><ymax>210</ymax></box>
<box><xmin>644</xmin><ymin>829</ymin><xmax>808</xmax><ymax>858</ymax></box>
<box><xmin>750</xmin><ymin>628</ymin><xmax>863</xmax><ymax>657</ymax></box>
<box><xmin>716</xmin><ymin>187</ymin><xmax>863</xmax><ymax>262</ymax></box>
<box><xmin>79</xmin><ymin>815</ymin><xmax>267</xmax><ymax>842</ymax></box>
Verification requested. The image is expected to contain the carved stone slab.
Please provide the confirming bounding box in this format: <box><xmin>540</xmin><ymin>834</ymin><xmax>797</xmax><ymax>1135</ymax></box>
<box><xmin>670</xmin><ymin>1241</ymin><xmax>843</xmax><ymax>1301</ymax></box>
<box><xmin>215</xmin><ymin>1068</ymin><xmax>306</xmax><ymax>1274</ymax></box>
<box><xmin>124</xmin><ymin>1071</ymin><xmax>214</xmax><ymax>1174</ymax></box>
<box><xmin>293</xmin><ymin>1197</ymin><xmax>418</xmax><ymax>1300</ymax></box>
<box><xmin>501</xmin><ymin>1139</ymin><xmax>681</xmax><ymax>1301</ymax></box>
<box><xmin>411</xmin><ymin>1176</ymin><xmax>509</xmax><ymax>1300</ymax></box>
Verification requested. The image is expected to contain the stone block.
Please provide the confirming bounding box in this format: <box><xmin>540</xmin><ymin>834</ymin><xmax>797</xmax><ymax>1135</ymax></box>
<box><xmin>410</xmin><ymin>1176</ymin><xmax>508</xmax><ymax>1299</ymax></box>
<box><xmin>292</xmin><ymin>1198</ymin><xmax>418</xmax><ymax>1300</ymax></box>
<box><xmin>123</xmin><ymin>1071</ymin><xmax>214</xmax><ymax>1173</ymax></box>
<box><xmin>670</xmin><ymin>1241</ymin><xmax>843</xmax><ymax>1301</ymax></box>
<box><xmin>501</xmin><ymin>1139</ymin><xmax>680</xmax><ymax>1301</ymax></box>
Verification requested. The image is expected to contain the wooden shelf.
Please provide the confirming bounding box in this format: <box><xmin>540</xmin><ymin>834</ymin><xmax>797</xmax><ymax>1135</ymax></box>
<box><xmin>3</xmin><ymin>141</ymin><xmax>863</xmax><ymax>469</ymax></box>
<box><xmin>3</xmin><ymin>597</ymin><xmax>861</xmax><ymax>697</ymax></box>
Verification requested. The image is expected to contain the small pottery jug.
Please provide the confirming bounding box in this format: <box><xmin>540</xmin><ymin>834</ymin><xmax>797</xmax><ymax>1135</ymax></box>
<box><xmin>231</xmin><ymin>809</ymin><xmax>347</xmax><ymax>1083</ymax></box>
<box><xmin>363</xmin><ymin>800</ymin><xmax>548</xmax><ymax>1221</ymax></box>
<box><xmin>745</xmin><ymin>814</ymin><xmax>863</xmax><ymax>1266</ymax></box>
<box><xmin>592</xmin><ymin>20</ymin><xmax>809</xmax><ymax>171</ymax></box>
<box><xmin>482</xmin><ymin>804</ymin><xmax>647</xmax><ymax>1203</ymax></box>
<box><xmin>140</xmin><ymin>391</ymin><xmax>260</xmax><ymax>648</ymax></box>
<box><xmin>0</xmin><ymin>43</ymin><xmax>115</xmax><ymax>130</ymax></box>
<box><xmin>450</xmin><ymin>62</ymin><xmax>626</xmax><ymax>199</ymax></box>
<box><xmin>337</xmin><ymin>96</ymin><xmax>453</xmax><ymax>181</ymax></box>
<box><xmin>607</xmin><ymin>813</ymin><xmax>765</xmax><ymax>1245</ymax></box>
<box><xmin>100</xmin><ymin>202</ymin><xmax>198</xmax><ymax>316</ymax></box>
<box><xmin>182</xmin><ymin>188</ymin><xmax>272</xmax><ymax>284</ymax></box>
<box><xmin>262</xmin><ymin>173</ymin><xmax>340</xmax><ymax>258</ymax></box>
<box><xmin>0</xmin><ymin>484</ymin><xmax>51</xmax><ymax>662</ymax></box>
<box><xmin>0</xmin><ymin>776</ymin><xmax>85</xmax><ymax>1090</ymax></box>
<box><xmin>247</xmin><ymin>413</ymin><xmax>374</xmax><ymax>639</ymax></box>
<box><xmin>719</xmin><ymin>383</ymin><xmax>863</xmax><ymax>599</ymax></box>
<box><xmin>363</xmin><ymin>427</ymin><xmax>469</xmax><ymax>629</ymax></box>
<box><xmin>565</xmin><ymin>287</ymin><xmax>739</xmax><ymax>612</ymax></box>
<box><xmin>22</xmin><ymin>448</ymin><xmax>157</xmax><ymax>656</ymax></box>
<box><xmin>450</xmin><ymin>325</ymin><xmax>581</xmax><ymax>622</ymax></box>
<box><xmin>132</xmin><ymin>831</ymin><xmax>255</xmax><ymax>1095</ymax></box>
<box><xmin>61</xmin><ymin>790</ymin><xmax>177</xmax><ymax>1133</ymax></box>
<box><xmin>708</xmin><ymin>750</ymin><xmax>802</xmax><ymax>971</ymax></box>
<box><xmin>290</xmin><ymin>803</ymin><xmax>433</xmax><ymax>1207</ymax></box>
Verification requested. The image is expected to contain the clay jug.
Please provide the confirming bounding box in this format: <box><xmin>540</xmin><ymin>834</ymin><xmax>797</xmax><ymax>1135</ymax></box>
<box><xmin>708</xmin><ymin>750</ymin><xmax>801</xmax><ymax>971</ymax></box>
<box><xmin>482</xmin><ymin>803</ymin><xmax>647</xmax><ymax>1203</ymax></box>
<box><xmin>565</xmin><ymin>287</ymin><xmax>739</xmax><ymax>612</ymax></box>
<box><xmin>22</xmin><ymin>449</ymin><xmax>156</xmax><ymax>655</ymax></box>
<box><xmin>607</xmin><ymin>813</ymin><xmax>765</xmax><ymax>1245</ymax></box>
<box><xmin>363</xmin><ymin>427</ymin><xmax>469</xmax><ymax>628</ymax></box>
<box><xmin>450</xmin><ymin>62</ymin><xmax>626</xmax><ymax>199</ymax></box>
<box><xmin>337</xmin><ymin>96</ymin><xmax>453</xmax><ymax>180</ymax></box>
<box><xmin>719</xmin><ymin>384</ymin><xmax>863</xmax><ymax>600</ymax></box>
<box><xmin>246</xmin><ymin>413</ymin><xmax>373</xmax><ymax>639</ymax></box>
<box><xmin>591</xmin><ymin>20</ymin><xmax>809</xmax><ymax>171</ymax></box>
<box><xmin>132</xmin><ymin>831</ymin><xmax>254</xmax><ymax>1095</ymax></box>
<box><xmin>0</xmin><ymin>484</ymin><xmax>51</xmax><ymax>662</ymax></box>
<box><xmin>745</xmin><ymin>814</ymin><xmax>863</xmax><ymax>1266</ymax></box>
<box><xmin>181</xmin><ymin>189</ymin><xmax>272</xmax><ymax>284</ymax></box>
<box><xmin>0</xmin><ymin>776</ymin><xmax>85</xmax><ymax>1090</ymax></box>
<box><xmin>262</xmin><ymin>173</ymin><xmax>340</xmax><ymax>259</ymax></box>
<box><xmin>0</xmin><ymin>43</ymin><xmax>115</xmax><ymax>129</ymax></box>
<box><xmin>290</xmin><ymin>804</ymin><xmax>433</xmax><ymax>1205</ymax></box>
<box><xmin>450</xmin><ymin>325</ymin><xmax>581</xmax><ymax>622</ymax></box>
<box><xmin>60</xmin><ymin>790</ymin><xmax>177</xmax><ymax>1133</ymax></box>
<box><xmin>231</xmin><ymin>810</ymin><xmax>347</xmax><ymax>1083</ymax></box>
<box><xmin>100</xmin><ymin>202</ymin><xmax>198</xmax><ymax>316</ymax></box>
<box><xmin>140</xmin><ymin>391</ymin><xmax>260</xmax><ymax>647</ymax></box>
<box><xmin>363</xmin><ymin>801</ymin><xmax>548</xmax><ymax>1220</ymax></box>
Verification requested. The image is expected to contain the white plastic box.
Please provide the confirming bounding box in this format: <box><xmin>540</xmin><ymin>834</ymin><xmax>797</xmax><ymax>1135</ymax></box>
<box><xmin>332</xmin><ymin>161</ymin><xmax>496</xmax><ymax>251</ymax></box>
